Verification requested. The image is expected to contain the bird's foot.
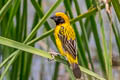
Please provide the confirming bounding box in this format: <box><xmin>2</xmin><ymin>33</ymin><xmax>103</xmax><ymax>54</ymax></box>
<box><xmin>48</xmin><ymin>51</ymin><xmax>59</xmax><ymax>61</ymax></box>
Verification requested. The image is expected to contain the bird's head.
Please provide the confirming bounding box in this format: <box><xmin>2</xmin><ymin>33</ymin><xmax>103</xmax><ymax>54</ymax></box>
<box><xmin>51</xmin><ymin>12</ymin><xmax>69</xmax><ymax>25</ymax></box>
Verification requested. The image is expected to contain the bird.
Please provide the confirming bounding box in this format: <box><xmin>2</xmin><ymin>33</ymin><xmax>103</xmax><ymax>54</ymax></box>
<box><xmin>51</xmin><ymin>12</ymin><xmax>81</xmax><ymax>79</ymax></box>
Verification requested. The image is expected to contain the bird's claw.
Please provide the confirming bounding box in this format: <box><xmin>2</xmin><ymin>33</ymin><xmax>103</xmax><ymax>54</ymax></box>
<box><xmin>48</xmin><ymin>52</ymin><xmax>59</xmax><ymax>61</ymax></box>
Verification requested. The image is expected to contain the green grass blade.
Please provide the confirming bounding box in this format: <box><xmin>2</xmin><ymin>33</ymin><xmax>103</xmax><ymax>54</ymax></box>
<box><xmin>27</xmin><ymin>29</ymin><xmax>54</xmax><ymax>45</ymax></box>
<box><xmin>16</xmin><ymin>6</ymin><xmax>21</xmax><ymax>41</ymax></box>
<box><xmin>0</xmin><ymin>36</ymin><xmax>106</xmax><ymax>80</ymax></box>
<box><xmin>10</xmin><ymin>3</ymin><xmax>21</xmax><ymax>80</ymax></box>
<box><xmin>70</xmin><ymin>4</ymin><xmax>106</xmax><ymax>24</ymax></box>
<box><xmin>85</xmin><ymin>0</ymin><xmax>106</xmax><ymax>77</ymax></box>
<box><xmin>24</xmin><ymin>0</ymin><xmax>63</xmax><ymax>43</ymax></box>
<box><xmin>0</xmin><ymin>50</ymin><xmax>18</xmax><ymax>69</ymax></box>
<box><xmin>91</xmin><ymin>12</ymin><xmax>107</xmax><ymax>77</ymax></box>
<box><xmin>52</xmin><ymin>62</ymin><xmax>60</xmax><ymax>80</ymax></box>
<box><xmin>0</xmin><ymin>36</ymin><xmax>52</xmax><ymax>59</ymax></box>
<box><xmin>106</xmin><ymin>13</ymin><xmax>113</xmax><ymax>80</ymax></box>
<box><xmin>20</xmin><ymin>0</ymin><xmax>27</xmax><ymax>41</ymax></box>
<box><xmin>107</xmin><ymin>14</ymin><xmax>120</xmax><ymax>54</ymax></box>
<box><xmin>97</xmin><ymin>3</ymin><xmax>110</xmax><ymax>79</ymax></box>
<box><xmin>64</xmin><ymin>65</ymin><xmax>75</xmax><ymax>80</ymax></box>
<box><xmin>0</xmin><ymin>0</ymin><xmax>12</xmax><ymax>22</ymax></box>
<box><xmin>22</xmin><ymin>10</ymin><xmax>39</xmax><ymax>80</ymax></box>
<box><xmin>0</xmin><ymin>53</ymin><xmax>18</xmax><ymax>80</ymax></box>
<box><xmin>31</xmin><ymin>0</ymin><xmax>55</xmax><ymax>43</ymax></box>
<box><xmin>111</xmin><ymin>0</ymin><xmax>120</xmax><ymax>22</ymax></box>
<box><xmin>79</xmin><ymin>66</ymin><xmax>106</xmax><ymax>80</ymax></box>
<box><xmin>5</xmin><ymin>0</ymin><xmax>21</xmax><ymax>37</ymax></box>
<box><xmin>73</xmin><ymin>0</ymin><xmax>94</xmax><ymax>71</ymax></box>
<box><xmin>0</xmin><ymin>28</ymin><xmax>52</xmax><ymax>69</ymax></box>
<box><xmin>19</xmin><ymin>0</ymin><xmax>28</xmax><ymax>79</ymax></box>
<box><xmin>84</xmin><ymin>18</ymin><xmax>91</xmax><ymax>40</ymax></box>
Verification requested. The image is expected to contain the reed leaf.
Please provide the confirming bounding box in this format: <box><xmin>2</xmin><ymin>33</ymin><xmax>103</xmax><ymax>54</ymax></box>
<box><xmin>0</xmin><ymin>0</ymin><xmax>12</xmax><ymax>22</ymax></box>
<box><xmin>0</xmin><ymin>36</ymin><xmax>105</xmax><ymax>80</ymax></box>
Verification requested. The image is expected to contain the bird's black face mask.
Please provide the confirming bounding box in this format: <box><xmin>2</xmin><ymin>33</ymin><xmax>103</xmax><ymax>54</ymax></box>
<box><xmin>51</xmin><ymin>16</ymin><xmax>65</xmax><ymax>25</ymax></box>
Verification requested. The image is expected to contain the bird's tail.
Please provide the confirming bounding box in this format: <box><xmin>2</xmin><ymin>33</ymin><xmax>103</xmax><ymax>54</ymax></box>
<box><xmin>71</xmin><ymin>63</ymin><xmax>81</xmax><ymax>79</ymax></box>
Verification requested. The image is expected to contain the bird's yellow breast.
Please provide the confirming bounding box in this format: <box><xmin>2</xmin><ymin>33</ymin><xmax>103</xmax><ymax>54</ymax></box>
<box><xmin>54</xmin><ymin>24</ymin><xmax>65</xmax><ymax>56</ymax></box>
<box><xmin>54</xmin><ymin>24</ymin><xmax>75</xmax><ymax>40</ymax></box>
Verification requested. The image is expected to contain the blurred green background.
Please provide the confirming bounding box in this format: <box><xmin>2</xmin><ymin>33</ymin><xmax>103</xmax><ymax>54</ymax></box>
<box><xmin>0</xmin><ymin>0</ymin><xmax>120</xmax><ymax>80</ymax></box>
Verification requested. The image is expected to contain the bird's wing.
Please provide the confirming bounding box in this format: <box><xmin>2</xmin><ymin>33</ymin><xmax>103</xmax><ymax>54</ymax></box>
<box><xmin>58</xmin><ymin>26</ymin><xmax>77</xmax><ymax>59</ymax></box>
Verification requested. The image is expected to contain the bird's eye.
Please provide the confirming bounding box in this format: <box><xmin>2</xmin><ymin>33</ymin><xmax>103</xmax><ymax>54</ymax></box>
<box><xmin>58</xmin><ymin>17</ymin><xmax>62</xmax><ymax>21</ymax></box>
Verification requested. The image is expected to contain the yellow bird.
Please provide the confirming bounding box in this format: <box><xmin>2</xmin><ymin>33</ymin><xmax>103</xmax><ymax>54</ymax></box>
<box><xmin>51</xmin><ymin>12</ymin><xmax>81</xmax><ymax>79</ymax></box>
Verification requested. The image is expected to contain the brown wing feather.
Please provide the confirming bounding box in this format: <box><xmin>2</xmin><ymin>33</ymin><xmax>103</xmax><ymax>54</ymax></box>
<box><xmin>58</xmin><ymin>27</ymin><xmax>77</xmax><ymax>59</ymax></box>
